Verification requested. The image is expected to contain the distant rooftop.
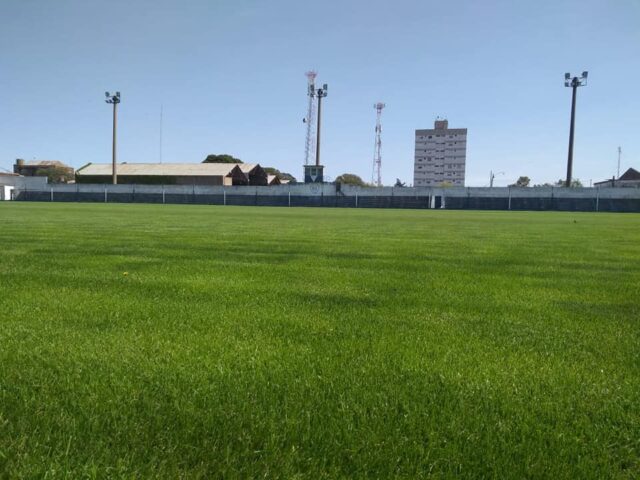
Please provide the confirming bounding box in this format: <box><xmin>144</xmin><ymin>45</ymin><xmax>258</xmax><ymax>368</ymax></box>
<box><xmin>76</xmin><ymin>162</ymin><xmax>243</xmax><ymax>177</ymax></box>
<box><xmin>619</xmin><ymin>167</ymin><xmax>640</xmax><ymax>181</ymax></box>
<box><xmin>16</xmin><ymin>160</ymin><xmax>70</xmax><ymax>168</ymax></box>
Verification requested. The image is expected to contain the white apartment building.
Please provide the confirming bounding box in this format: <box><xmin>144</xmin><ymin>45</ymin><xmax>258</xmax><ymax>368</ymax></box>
<box><xmin>414</xmin><ymin>119</ymin><xmax>467</xmax><ymax>187</ymax></box>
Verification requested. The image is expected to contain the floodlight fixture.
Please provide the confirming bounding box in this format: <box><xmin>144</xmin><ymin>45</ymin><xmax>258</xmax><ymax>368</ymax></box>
<box><xmin>105</xmin><ymin>91</ymin><xmax>121</xmax><ymax>104</ymax></box>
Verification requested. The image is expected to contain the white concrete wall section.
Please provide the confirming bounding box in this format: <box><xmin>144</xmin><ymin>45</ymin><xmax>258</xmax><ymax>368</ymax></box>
<box><xmin>1</xmin><ymin>185</ymin><xmax>14</xmax><ymax>200</ymax></box>
<box><xmin>16</xmin><ymin>183</ymin><xmax>640</xmax><ymax>201</ymax></box>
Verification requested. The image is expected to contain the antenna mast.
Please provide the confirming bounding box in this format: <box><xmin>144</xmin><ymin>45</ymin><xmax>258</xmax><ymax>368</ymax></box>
<box><xmin>304</xmin><ymin>71</ymin><xmax>317</xmax><ymax>165</ymax></box>
<box><xmin>617</xmin><ymin>146</ymin><xmax>621</xmax><ymax>178</ymax></box>
<box><xmin>372</xmin><ymin>102</ymin><xmax>385</xmax><ymax>186</ymax></box>
<box><xmin>159</xmin><ymin>104</ymin><xmax>163</xmax><ymax>164</ymax></box>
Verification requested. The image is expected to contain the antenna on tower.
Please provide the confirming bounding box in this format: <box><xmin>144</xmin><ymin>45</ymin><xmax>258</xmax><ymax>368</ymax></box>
<box><xmin>304</xmin><ymin>71</ymin><xmax>317</xmax><ymax>166</ymax></box>
<box><xmin>372</xmin><ymin>102</ymin><xmax>385</xmax><ymax>187</ymax></box>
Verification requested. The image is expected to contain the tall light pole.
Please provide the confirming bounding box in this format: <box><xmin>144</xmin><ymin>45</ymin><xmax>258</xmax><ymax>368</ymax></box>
<box><xmin>105</xmin><ymin>91</ymin><xmax>121</xmax><ymax>184</ymax></box>
<box><xmin>315</xmin><ymin>83</ymin><xmax>328</xmax><ymax>167</ymax></box>
<box><xmin>617</xmin><ymin>146</ymin><xmax>622</xmax><ymax>179</ymax></box>
<box><xmin>564</xmin><ymin>71</ymin><xmax>588</xmax><ymax>187</ymax></box>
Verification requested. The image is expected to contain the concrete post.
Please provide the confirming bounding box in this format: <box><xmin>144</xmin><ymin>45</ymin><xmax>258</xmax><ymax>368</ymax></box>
<box><xmin>595</xmin><ymin>187</ymin><xmax>600</xmax><ymax>212</ymax></box>
<box><xmin>223</xmin><ymin>189</ymin><xmax>226</xmax><ymax>206</ymax></box>
<box><xmin>508</xmin><ymin>187</ymin><xmax>512</xmax><ymax>210</ymax></box>
<box><xmin>50</xmin><ymin>187</ymin><xmax>53</xmax><ymax>202</ymax></box>
<box><xmin>104</xmin><ymin>186</ymin><xmax>107</xmax><ymax>203</ymax></box>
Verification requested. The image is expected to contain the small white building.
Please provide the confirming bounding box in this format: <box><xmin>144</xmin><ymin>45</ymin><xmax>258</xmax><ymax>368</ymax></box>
<box><xmin>1</xmin><ymin>172</ymin><xmax>48</xmax><ymax>199</ymax></box>
<box><xmin>1</xmin><ymin>185</ymin><xmax>14</xmax><ymax>200</ymax></box>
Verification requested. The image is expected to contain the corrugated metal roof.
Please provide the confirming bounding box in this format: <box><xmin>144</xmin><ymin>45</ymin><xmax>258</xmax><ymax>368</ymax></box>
<box><xmin>237</xmin><ymin>163</ymin><xmax>258</xmax><ymax>173</ymax></box>
<box><xmin>76</xmin><ymin>163</ymin><xmax>239</xmax><ymax>177</ymax></box>
<box><xmin>619</xmin><ymin>168</ymin><xmax>640</xmax><ymax>181</ymax></box>
<box><xmin>23</xmin><ymin>160</ymin><xmax>69</xmax><ymax>167</ymax></box>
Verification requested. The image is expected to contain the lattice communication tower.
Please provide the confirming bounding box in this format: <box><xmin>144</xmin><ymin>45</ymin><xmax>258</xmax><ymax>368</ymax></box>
<box><xmin>304</xmin><ymin>71</ymin><xmax>317</xmax><ymax>165</ymax></box>
<box><xmin>372</xmin><ymin>102</ymin><xmax>386</xmax><ymax>186</ymax></box>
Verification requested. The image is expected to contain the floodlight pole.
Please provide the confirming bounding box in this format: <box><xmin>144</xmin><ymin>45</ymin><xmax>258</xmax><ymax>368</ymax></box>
<box><xmin>105</xmin><ymin>92</ymin><xmax>121</xmax><ymax>185</ymax></box>
<box><xmin>315</xmin><ymin>84</ymin><xmax>328</xmax><ymax>167</ymax></box>
<box><xmin>565</xmin><ymin>83</ymin><xmax>577</xmax><ymax>188</ymax></box>
<box><xmin>564</xmin><ymin>72</ymin><xmax>587</xmax><ymax>188</ymax></box>
<box><xmin>112</xmin><ymin>101</ymin><xmax>118</xmax><ymax>184</ymax></box>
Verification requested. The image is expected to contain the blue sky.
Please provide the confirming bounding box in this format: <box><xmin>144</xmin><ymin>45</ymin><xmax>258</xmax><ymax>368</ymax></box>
<box><xmin>0</xmin><ymin>0</ymin><xmax>638</xmax><ymax>186</ymax></box>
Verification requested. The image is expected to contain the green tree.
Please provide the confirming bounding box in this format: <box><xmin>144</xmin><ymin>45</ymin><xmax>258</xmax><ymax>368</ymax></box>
<box><xmin>394</xmin><ymin>178</ymin><xmax>406</xmax><ymax>187</ymax></box>
<box><xmin>335</xmin><ymin>173</ymin><xmax>367</xmax><ymax>186</ymax></box>
<box><xmin>35</xmin><ymin>166</ymin><xmax>74</xmax><ymax>184</ymax></box>
<box><xmin>533</xmin><ymin>182</ymin><xmax>555</xmax><ymax>187</ymax></box>
<box><xmin>554</xmin><ymin>178</ymin><xmax>584</xmax><ymax>188</ymax></box>
<box><xmin>202</xmin><ymin>154</ymin><xmax>243</xmax><ymax>164</ymax></box>
<box><xmin>510</xmin><ymin>176</ymin><xmax>531</xmax><ymax>187</ymax></box>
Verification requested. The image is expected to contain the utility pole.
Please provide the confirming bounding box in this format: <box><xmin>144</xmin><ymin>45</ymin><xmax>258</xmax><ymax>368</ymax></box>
<box><xmin>564</xmin><ymin>72</ymin><xmax>588</xmax><ymax>187</ymax></box>
<box><xmin>489</xmin><ymin>170</ymin><xmax>504</xmax><ymax>187</ymax></box>
<box><xmin>617</xmin><ymin>146</ymin><xmax>621</xmax><ymax>178</ymax></box>
<box><xmin>105</xmin><ymin>92</ymin><xmax>121</xmax><ymax>184</ymax></box>
<box><xmin>160</xmin><ymin>104</ymin><xmax>163</xmax><ymax>164</ymax></box>
<box><xmin>315</xmin><ymin>84</ymin><xmax>328</xmax><ymax>167</ymax></box>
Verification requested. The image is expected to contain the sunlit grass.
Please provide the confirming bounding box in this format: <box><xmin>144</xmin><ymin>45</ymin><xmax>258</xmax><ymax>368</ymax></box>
<box><xmin>0</xmin><ymin>203</ymin><xmax>639</xmax><ymax>478</ymax></box>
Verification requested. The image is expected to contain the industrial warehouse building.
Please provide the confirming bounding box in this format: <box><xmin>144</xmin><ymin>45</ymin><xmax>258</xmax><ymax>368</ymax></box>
<box><xmin>75</xmin><ymin>163</ymin><xmax>272</xmax><ymax>186</ymax></box>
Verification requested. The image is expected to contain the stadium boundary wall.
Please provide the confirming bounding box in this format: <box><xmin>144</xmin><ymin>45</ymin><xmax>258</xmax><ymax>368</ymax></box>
<box><xmin>12</xmin><ymin>184</ymin><xmax>640</xmax><ymax>212</ymax></box>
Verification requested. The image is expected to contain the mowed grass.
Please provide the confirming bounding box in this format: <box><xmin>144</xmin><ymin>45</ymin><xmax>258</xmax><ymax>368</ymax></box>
<box><xmin>0</xmin><ymin>203</ymin><xmax>639</xmax><ymax>479</ymax></box>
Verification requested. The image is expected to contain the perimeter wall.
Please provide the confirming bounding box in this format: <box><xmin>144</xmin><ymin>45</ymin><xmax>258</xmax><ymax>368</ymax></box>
<box><xmin>11</xmin><ymin>183</ymin><xmax>640</xmax><ymax>212</ymax></box>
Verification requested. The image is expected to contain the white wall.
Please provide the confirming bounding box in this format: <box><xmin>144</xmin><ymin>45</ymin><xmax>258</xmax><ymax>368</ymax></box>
<box><xmin>1</xmin><ymin>185</ymin><xmax>14</xmax><ymax>200</ymax></box>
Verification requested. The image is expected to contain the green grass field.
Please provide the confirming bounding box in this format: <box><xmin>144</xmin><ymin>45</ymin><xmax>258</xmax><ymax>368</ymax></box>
<box><xmin>0</xmin><ymin>203</ymin><xmax>639</xmax><ymax>478</ymax></box>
